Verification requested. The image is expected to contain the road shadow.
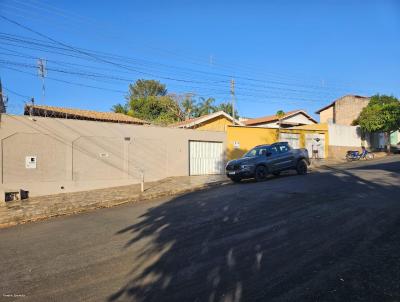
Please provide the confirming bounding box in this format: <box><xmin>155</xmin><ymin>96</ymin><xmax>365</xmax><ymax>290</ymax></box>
<box><xmin>109</xmin><ymin>159</ymin><xmax>400</xmax><ymax>302</ymax></box>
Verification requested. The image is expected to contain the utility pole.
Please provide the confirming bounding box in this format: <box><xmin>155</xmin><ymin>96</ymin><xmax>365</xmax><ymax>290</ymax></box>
<box><xmin>29</xmin><ymin>97</ymin><xmax>34</xmax><ymax>118</ymax></box>
<box><xmin>37</xmin><ymin>58</ymin><xmax>47</xmax><ymax>103</ymax></box>
<box><xmin>0</xmin><ymin>78</ymin><xmax>6</xmax><ymax>114</ymax></box>
<box><xmin>230</xmin><ymin>78</ymin><xmax>235</xmax><ymax>125</ymax></box>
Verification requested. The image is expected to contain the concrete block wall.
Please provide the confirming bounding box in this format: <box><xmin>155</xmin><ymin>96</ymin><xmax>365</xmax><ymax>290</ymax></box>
<box><xmin>334</xmin><ymin>95</ymin><xmax>370</xmax><ymax>125</ymax></box>
<box><xmin>319</xmin><ymin>106</ymin><xmax>333</xmax><ymax>124</ymax></box>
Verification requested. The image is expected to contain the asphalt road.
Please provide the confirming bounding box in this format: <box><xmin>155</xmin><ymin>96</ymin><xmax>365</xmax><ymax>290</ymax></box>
<box><xmin>1</xmin><ymin>156</ymin><xmax>400</xmax><ymax>302</ymax></box>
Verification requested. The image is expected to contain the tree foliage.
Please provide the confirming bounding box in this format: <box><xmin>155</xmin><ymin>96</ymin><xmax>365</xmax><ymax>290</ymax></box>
<box><xmin>111</xmin><ymin>79</ymin><xmax>179</xmax><ymax>125</ymax></box>
<box><xmin>276</xmin><ymin>110</ymin><xmax>285</xmax><ymax>117</ymax></box>
<box><xmin>111</xmin><ymin>103</ymin><xmax>128</xmax><ymax>114</ymax></box>
<box><xmin>128</xmin><ymin>79</ymin><xmax>167</xmax><ymax>99</ymax></box>
<box><xmin>214</xmin><ymin>102</ymin><xmax>238</xmax><ymax>118</ymax></box>
<box><xmin>128</xmin><ymin>96</ymin><xmax>181</xmax><ymax>124</ymax></box>
<box><xmin>112</xmin><ymin>79</ymin><xmax>239</xmax><ymax>125</ymax></box>
<box><xmin>179</xmin><ymin>94</ymin><xmax>197</xmax><ymax>120</ymax></box>
<box><xmin>356</xmin><ymin>94</ymin><xmax>400</xmax><ymax>150</ymax></box>
<box><xmin>357</xmin><ymin>94</ymin><xmax>400</xmax><ymax>134</ymax></box>
<box><xmin>196</xmin><ymin>97</ymin><xmax>216</xmax><ymax>116</ymax></box>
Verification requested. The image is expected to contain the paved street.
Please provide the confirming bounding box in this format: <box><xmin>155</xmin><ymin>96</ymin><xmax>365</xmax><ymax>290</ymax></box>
<box><xmin>1</xmin><ymin>156</ymin><xmax>400</xmax><ymax>302</ymax></box>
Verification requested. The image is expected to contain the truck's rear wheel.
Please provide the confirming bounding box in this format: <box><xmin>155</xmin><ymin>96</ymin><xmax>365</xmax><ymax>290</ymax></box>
<box><xmin>231</xmin><ymin>176</ymin><xmax>242</xmax><ymax>183</ymax></box>
<box><xmin>255</xmin><ymin>165</ymin><xmax>267</xmax><ymax>181</ymax></box>
<box><xmin>296</xmin><ymin>159</ymin><xmax>308</xmax><ymax>175</ymax></box>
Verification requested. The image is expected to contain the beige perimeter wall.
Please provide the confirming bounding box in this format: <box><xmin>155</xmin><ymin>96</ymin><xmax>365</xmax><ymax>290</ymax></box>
<box><xmin>0</xmin><ymin>115</ymin><xmax>226</xmax><ymax>197</ymax></box>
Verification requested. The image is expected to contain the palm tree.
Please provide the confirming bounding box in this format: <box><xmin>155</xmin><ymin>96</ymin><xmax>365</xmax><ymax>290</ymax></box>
<box><xmin>215</xmin><ymin>102</ymin><xmax>239</xmax><ymax>118</ymax></box>
<box><xmin>181</xmin><ymin>96</ymin><xmax>196</xmax><ymax>120</ymax></box>
<box><xmin>276</xmin><ymin>110</ymin><xmax>285</xmax><ymax>140</ymax></box>
<box><xmin>198</xmin><ymin>97</ymin><xmax>215</xmax><ymax>116</ymax></box>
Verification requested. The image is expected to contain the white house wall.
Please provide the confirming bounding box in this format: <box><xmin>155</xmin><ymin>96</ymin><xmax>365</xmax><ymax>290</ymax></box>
<box><xmin>251</xmin><ymin>113</ymin><xmax>315</xmax><ymax>128</ymax></box>
<box><xmin>328</xmin><ymin>124</ymin><xmax>362</xmax><ymax>147</ymax></box>
<box><xmin>283</xmin><ymin>113</ymin><xmax>314</xmax><ymax>125</ymax></box>
<box><xmin>253</xmin><ymin>121</ymin><xmax>279</xmax><ymax>128</ymax></box>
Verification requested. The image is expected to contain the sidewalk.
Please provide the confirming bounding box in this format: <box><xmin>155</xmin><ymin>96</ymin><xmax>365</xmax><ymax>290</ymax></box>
<box><xmin>0</xmin><ymin>175</ymin><xmax>228</xmax><ymax>228</ymax></box>
<box><xmin>309</xmin><ymin>158</ymin><xmax>345</xmax><ymax>169</ymax></box>
<box><xmin>309</xmin><ymin>152</ymin><xmax>389</xmax><ymax>169</ymax></box>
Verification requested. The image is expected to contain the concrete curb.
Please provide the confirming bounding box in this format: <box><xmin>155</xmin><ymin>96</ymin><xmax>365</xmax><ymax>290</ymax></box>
<box><xmin>0</xmin><ymin>180</ymin><xmax>229</xmax><ymax>229</ymax></box>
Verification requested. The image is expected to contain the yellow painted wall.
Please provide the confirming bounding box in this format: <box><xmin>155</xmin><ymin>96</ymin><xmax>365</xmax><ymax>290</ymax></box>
<box><xmin>226</xmin><ymin>126</ymin><xmax>278</xmax><ymax>159</ymax></box>
<box><xmin>226</xmin><ymin>124</ymin><xmax>329</xmax><ymax>159</ymax></box>
<box><xmin>290</xmin><ymin>123</ymin><xmax>329</xmax><ymax>131</ymax></box>
<box><xmin>194</xmin><ymin>116</ymin><xmax>233</xmax><ymax>132</ymax></box>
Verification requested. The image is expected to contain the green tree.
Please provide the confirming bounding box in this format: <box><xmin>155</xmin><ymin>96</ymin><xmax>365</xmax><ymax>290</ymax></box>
<box><xmin>128</xmin><ymin>79</ymin><xmax>167</xmax><ymax>99</ymax></box>
<box><xmin>196</xmin><ymin>97</ymin><xmax>215</xmax><ymax>116</ymax></box>
<box><xmin>276</xmin><ymin>110</ymin><xmax>285</xmax><ymax>117</ymax></box>
<box><xmin>356</xmin><ymin>94</ymin><xmax>400</xmax><ymax>151</ymax></box>
<box><xmin>112</xmin><ymin>79</ymin><xmax>181</xmax><ymax>125</ymax></box>
<box><xmin>111</xmin><ymin>103</ymin><xmax>128</xmax><ymax>114</ymax></box>
<box><xmin>276</xmin><ymin>110</ymin><xmax>285</xmax><ymax>139</ymax></box>
<box><xmin>215</xmin><ymin>102</ymin><xmax>238</xmax><ymax>117</ymax></box>
<box><xmin>112</xmin><ymin>79</ymin><xmax>243</xmax><ymax>125</ymax></box>
<box><xmin>181</xmin><ymin>94</ymin><xmax>197</xmax><ymax>120</ymax></box>
<box><xmin>128</xmin><ymin>95</ymin><xmax>181</xmax><ymax>124</ymax></box>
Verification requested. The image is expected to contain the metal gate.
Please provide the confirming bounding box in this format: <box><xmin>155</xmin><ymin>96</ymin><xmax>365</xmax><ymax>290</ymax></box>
<box><xmin>279</xmin><ymin>133</ymin><xmax>300</xmax><ymax>149</ymax></box>
<box><xmin>189</xmin><ymin>141</ymin><xmax>224</xmax><ymax>175</ymax></box>
<box><xmin>305</xmin><ymin>133</ymin><xmax>325</xmax><ymax>159</ymax></box>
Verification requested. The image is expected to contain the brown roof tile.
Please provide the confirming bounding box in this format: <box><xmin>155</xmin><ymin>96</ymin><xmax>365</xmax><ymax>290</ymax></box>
<box><xmin>24</xmin><ymin>104</ymin><xmax>150</xmax><ymax>125</ymax></box>
<box><xmin>169</xmin><ymin>111</ymin><xmax>243</xmax><ymax>128</ymax></box>
<box><xmin>169</xmin><ymin>115</ymin><xmax>203</xmax><ymax>127</ymax></box>
<box><xmin>244</xmin><ymin>110</ymin><xmax>316</xmax><ymax>125</ymax></box>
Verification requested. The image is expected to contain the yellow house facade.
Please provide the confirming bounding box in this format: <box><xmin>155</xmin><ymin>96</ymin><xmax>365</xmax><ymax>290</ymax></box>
<box><xmin>191</xmin><ymin>115</ymin><xmax>233</xmax><ymax>132</ymax></box>
<box><xmin>226</xmin><ymin>124</ymin><xmax>329</xmax><ymax>160</ymax></box>
<box><xmin>170</xmin><ymin>111</ymin><xmax>243</xmax><ymax>132</ymax></box>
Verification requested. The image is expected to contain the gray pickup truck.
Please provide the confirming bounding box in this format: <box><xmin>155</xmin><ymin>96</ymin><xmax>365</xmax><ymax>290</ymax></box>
<box><xmin>226</xmin><ymin>142</ymin><xmax>310</xmax><ymax>182</ymax></box>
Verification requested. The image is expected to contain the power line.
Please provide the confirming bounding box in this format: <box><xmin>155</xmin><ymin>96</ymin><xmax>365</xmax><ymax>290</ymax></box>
<box><xmin>0</xmin><ymin>58</ymin><xmax>345</xmax><ymax>101</ymax></box>
<box><xmin>0</xmin><ymin>32</ymin><xmax>370</xmax><ymax>95</ymax></box>
<box><xmin>0</xmin><ymin>15</ymin><xmax>230</xmax><ymax>85</ymax></box>
<box><xmin>1</xmin><ymin>65</ymin><xmax>126</xmax><ymax>93</ymax></box>
<box><xmin>0</xmin><ymin>1</ymin><xmax>380</xmax><ymax>92</ymax></box>
<box><xmin>0</xmin><ymin>15</ymin><xmax>371</xmax><ymax>110</ymax></box>
<box><xmin>2</xmin><ymin>64</ymin><xmax>322</xmax><ymax>110</ymax></box>
<box><xmin>1</xmin><ymin>59</ymin><xmax>338</xmax><ymax>108</ymax></box>
<box><xmin>2</xmin><ymin>86</ymin><xmax>30</xmax><ymax>99</ymax></box>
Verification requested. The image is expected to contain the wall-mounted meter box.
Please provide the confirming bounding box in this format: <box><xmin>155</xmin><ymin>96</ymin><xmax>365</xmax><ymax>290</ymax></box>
<box><xmin>25</xmin><ymin>156</ymin><xmax>37</xmax><ymax>169</ymax></box>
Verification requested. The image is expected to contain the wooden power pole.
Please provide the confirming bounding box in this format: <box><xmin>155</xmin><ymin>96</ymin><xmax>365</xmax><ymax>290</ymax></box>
<box><xmin>0</xmin><ymin>78</ymin><xmax>6</xmax><ymax>113</ymax></box>
<box><xmin>230</xmin><ymin>79</ymin><xmax>235</xmax><ymax>125</ymax></box>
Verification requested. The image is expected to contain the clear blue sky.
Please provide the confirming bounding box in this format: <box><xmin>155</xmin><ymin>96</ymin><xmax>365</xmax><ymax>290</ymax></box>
<box><xmin>1</xmin><ymin>0</ymin><xmax>399</xmax><ymax>119</ymax></box>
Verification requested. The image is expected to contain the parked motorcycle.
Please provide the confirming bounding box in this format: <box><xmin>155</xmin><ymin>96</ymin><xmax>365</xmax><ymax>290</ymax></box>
<box><xmin>345</xmin><ymin>150</ymin><xmax>374</xmax><ymax>161</ymax></box>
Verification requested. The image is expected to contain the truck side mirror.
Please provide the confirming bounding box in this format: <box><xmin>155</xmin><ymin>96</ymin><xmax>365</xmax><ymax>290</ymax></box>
<box><xmin>266</xmin><ymin>151</ymin><xmax>272</xmax><ymax>157</ymax></box>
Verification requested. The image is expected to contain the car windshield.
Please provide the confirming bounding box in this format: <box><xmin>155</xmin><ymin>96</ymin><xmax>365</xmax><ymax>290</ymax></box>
<box><xmin>243</xmin><ymin>147</ymin><xmax>267</xmax><ymax>157</ymax></box>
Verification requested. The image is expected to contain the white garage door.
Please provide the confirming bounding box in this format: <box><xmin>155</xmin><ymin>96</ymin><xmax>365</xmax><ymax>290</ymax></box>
<box><xmin>189</xmin><ymin>141</ymin><xmax>224</xmax><ymax>175</ymax></box>
<box><xmin>279</xmin><ymin>133</ymin><xmax>300</xmax><ymax>149</ymax></box>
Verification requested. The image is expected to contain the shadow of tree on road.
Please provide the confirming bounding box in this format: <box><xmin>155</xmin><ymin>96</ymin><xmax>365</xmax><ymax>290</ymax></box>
<box><xmin>109</xmin><ymin>160</ymin><xmax>400</xmax><ymax>302</ymax></box>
